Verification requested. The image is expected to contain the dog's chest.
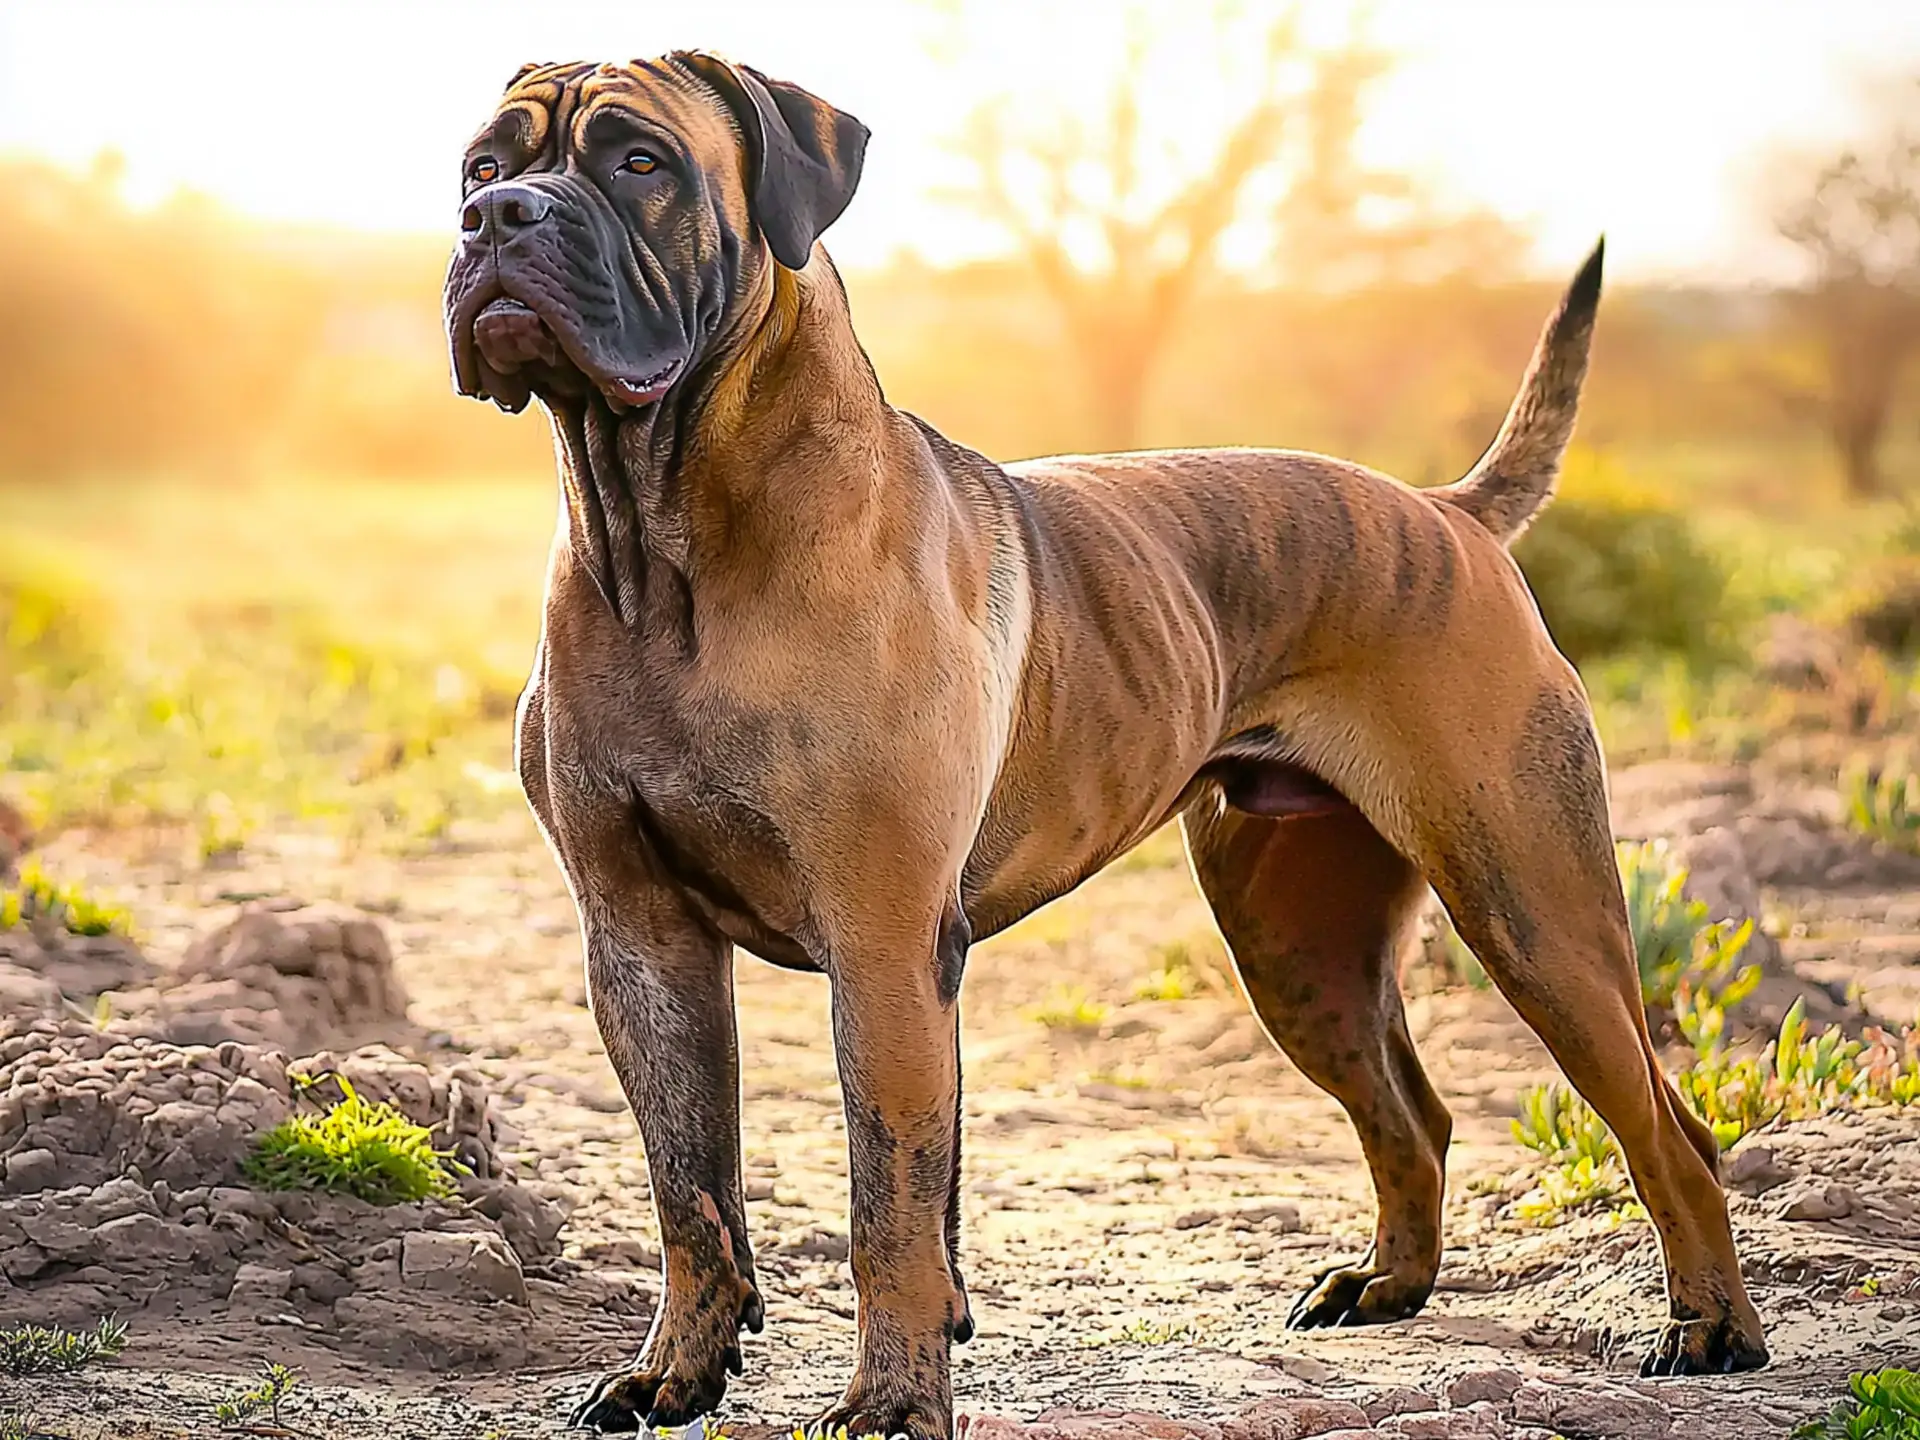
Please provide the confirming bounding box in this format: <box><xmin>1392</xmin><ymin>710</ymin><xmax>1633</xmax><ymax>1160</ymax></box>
<box><xmin>542</xmin><ymin>648</ymin><xmax>825</xmax><ymax>967</ymax></box>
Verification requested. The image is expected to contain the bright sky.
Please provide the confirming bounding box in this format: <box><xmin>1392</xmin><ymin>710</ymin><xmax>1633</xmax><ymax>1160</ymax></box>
<box><xmin>1</xmin><ymin>0</ymin><xmax>1915</xmax><ymax>282</ymax></box>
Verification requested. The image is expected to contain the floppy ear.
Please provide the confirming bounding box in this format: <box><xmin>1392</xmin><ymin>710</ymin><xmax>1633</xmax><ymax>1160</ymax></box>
<box><xmin>504</xmin><ymin>62</ymin><xmax>546</xmax><ymax>90</ymax></box>
<box><xmin>675</xmin><ymin>51</ymin><xmax>869</xmax><ymax>270</ymax></box>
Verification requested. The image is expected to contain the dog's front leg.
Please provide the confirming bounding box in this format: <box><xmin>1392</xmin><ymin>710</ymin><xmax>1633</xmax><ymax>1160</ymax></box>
<box><xmin>816</xmin><ymin>943</ymin><xmax>969</xmax><ymax>1440</ymax></box>
<box><xmin>569</xmin><ymin>895</ymin><xmax>762</xmax><ymax>1433</ymax></box>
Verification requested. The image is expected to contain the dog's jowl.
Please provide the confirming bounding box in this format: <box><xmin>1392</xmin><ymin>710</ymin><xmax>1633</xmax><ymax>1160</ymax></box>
<box><xmin>444</xmin><ymin>51</ymin><xmax>1768</xmax><ymax>1439</ymax></box>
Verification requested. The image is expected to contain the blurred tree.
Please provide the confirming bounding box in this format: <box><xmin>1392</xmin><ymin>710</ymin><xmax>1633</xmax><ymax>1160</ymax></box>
<box><xmin>940</xmin><ymin>2</ymin><xmax>1526</xmax><ymax>451</ymax></box>
<box><xmin>1774</xmin><ymin>76</ymin><xmax>1920</xmax><ymax>498</ymax></box>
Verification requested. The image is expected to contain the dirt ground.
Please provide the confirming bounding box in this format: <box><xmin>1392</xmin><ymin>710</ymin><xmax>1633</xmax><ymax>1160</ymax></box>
<box><xmin>5</xmin><ymin>760</ymin><xmax>1920</xmax><ymax>1440</ymax></box>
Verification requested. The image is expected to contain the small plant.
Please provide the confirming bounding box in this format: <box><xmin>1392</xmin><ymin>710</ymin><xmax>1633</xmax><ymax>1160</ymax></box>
<box><xmin>0</xmin><ymin>860</ymin><xmax>130</xmax><ymax>937</ymax></box>
<box><xmin>1134</xmin><ymin>957</ymin><xmax>1195</xmax><ymax>1001</ymax></box>
<box><xmin>1080</xmin><ymin>1314</ymin><xmax>1201</xmax><ymax>1347</ymax></box>
<box><xmin>244</xmin><ymin>1074</ymin><xmax>464</xmax><ymax>1204</ymax></box>
<box><xmin>1513</xmin><ymin>1154</ymin><xmax>1633</xmax><ymax>1226</ymax></box>
<box><xmin>1616</xmin><ymin>839</ymin><xmax>1755</xmax><ymax>1007</ymax></box>
<box><xmin>1025</xmin><ymin>984</ymin><xmax>1109</xmax><ymax>1034</ymax></box>
<box><xmin>214</xmin><ymin>1361</ymin><xmax>302</xmax><ymax>1429</ymax></box>
<box><xmin>1677</xmin><ymin>998</ymin><xmax>1920</xmax><ymax>1149</ymax></box>
<box><xmin>1845</xmin><ymin>757</ymin><xmax>1920</xmax><ymax>854</ymax></box>
<box><xmin>0</xmin><ymin>1316</ymin><xmax>128</xmax><ymax>1376</ymax></box>
<box><xmin>1793</xmin><ymin>1367</ymin><xmax>1920</xmax><ymax>1439</ymax></box>
<box><xmin>1512</xmin><ymin>1083</ymin><xmax>1619</xmax><ymax>1167</ymax></box>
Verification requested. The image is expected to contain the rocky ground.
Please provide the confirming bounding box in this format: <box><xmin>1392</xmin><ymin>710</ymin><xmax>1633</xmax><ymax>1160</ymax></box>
<box><xmin>3</xmin><ymin>760</ymin><xmax>1918</xmax><ymax>1439</ymax></box>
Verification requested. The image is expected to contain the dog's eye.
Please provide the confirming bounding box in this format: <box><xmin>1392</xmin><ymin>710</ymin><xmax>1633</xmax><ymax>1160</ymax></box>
<box><xmin>621</xmin><ymin>150</ymin><xmax>660</xmax><ymax>176</ymax></box>
<box><xmin>469</xmin><ymin>155</ymin><xmax>500</xmax><ymax>185</ymax></box>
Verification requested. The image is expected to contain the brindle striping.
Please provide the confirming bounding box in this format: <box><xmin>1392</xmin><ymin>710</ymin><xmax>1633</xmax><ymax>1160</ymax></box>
<box><xmin>444</xmin><ymin>51</ymin><xmax>1768</xmax><ymax>1440</ymax></box>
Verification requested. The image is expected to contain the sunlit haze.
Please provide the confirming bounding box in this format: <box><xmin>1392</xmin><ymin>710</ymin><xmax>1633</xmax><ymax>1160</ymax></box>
<box><xmin>3</xmin><ymin>0</ymin><xmax>1918</xmax><ymax>281</ymax></box>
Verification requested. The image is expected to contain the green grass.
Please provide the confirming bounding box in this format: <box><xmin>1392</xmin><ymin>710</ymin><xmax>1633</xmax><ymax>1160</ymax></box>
<box><xmin>1795</xmin><ymin>1368</ymin><xmax>1920</xmax><ymax>1439</ymax></box>
<box><xmin>244</xmin><ymin>1075</ymin><xmax>464</xmax><ymax>1204</ymax></box>
<box><xmin>213</xmin><ymin>1361</ymin><xmax>301</xmax><ymax>1429</ymax></box>
<box><xmin>0</xmin><ymin>476</ymin><xmax>547</xmax><ymax>855</ymax></box>
<box><xmin>0</xmin><ymin>860</ymin><xmax>130</xmax><ymax>937</ymax></box>
<box><xmin>0</xmin><ymin>1316</ymin><xmax>128</xmax><ymax>1376</ymax></box>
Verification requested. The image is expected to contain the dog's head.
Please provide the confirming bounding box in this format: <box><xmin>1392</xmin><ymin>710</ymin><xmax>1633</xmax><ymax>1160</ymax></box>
<box><xmin>445</xmin><ymin>54</ymin><xmax>867</xmax><ymax>414</ymax></box>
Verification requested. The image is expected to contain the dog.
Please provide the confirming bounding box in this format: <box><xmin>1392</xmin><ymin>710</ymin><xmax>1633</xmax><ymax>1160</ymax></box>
<box><xmin>443</xmin><ymin>52</ymin><xmax>1769</xmax><ymax>1438</ymax></box>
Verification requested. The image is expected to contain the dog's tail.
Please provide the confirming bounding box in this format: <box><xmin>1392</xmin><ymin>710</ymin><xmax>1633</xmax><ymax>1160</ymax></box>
<box><xmin>1435</xmin><ymin>238</ymin><xmax>1603</xmax><ymax>544</ymax></box>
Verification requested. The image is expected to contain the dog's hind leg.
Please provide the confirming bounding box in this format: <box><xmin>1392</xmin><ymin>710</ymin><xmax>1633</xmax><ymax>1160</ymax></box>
<box><xmin>1397</xmin><ymin>679</ymin><xmax>1768</xmax><ymax>1375</ymax></box>
<box><xmin>1182</xmin><ymin>798</ymin><xmax>1451</xmax><ymax>1328</ymax></box>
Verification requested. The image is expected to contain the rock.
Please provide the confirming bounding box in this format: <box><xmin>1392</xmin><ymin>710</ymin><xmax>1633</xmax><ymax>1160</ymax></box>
<box><xmin>1175</xmin><ymin>1207</ymin><xmax>1220</xmax><ymax>1229</ymax></box>
<box><xmin>1776</xmin><ymin>1181</ymin><xmax>1862</xmax><ymax>1222</ymax></box>
<box><xmin>156</xmin><ymin>904</ymin><xmax>409</xmax><ymax>1052</ymax></box>
<box><xmin>2</xmin><ymin>1147</ymin><xmax>59</xmax><ymax>1193</ymax></box>
<box><xmin>0</xmin><ymin>964</ymin><xmax>63</xmax><ymax>1022</ymax></box>
<box><xmin>226</xmin><ymin>1262</ymin><xmax>292</xmax><ymax>1313</ymax></box>
<box><xmin>0</xmin><ymin>928</ymin><xmax>153</xmax><ymax>1006</ymax></box>
<box><xmin>1444</xmin><ymin>1370</ymin><xmax>1525</xmax><ymax>1408</ymax></box>
<box><xmin>1726</xmin><ymin>1146</ymin><xmax>1794</xmax><ymax>1197</ymax></box>
<box><xmin>1511</xmin><ymin>1382</ymin><xmax>1670</xmax><ymax>1440</ymax></box>
<box><xmin>1222</xmin><ymin>1397</ymin><xmax>1373</xmax><ymax>1440</ymax></box>
<box><xmin>400</xmin><ymin>1229</ymin><xmax>528</xmax><ymax>1306</ymax></box>
<box><xmin>1362</xmin><ymin>1390</ymin><xmax>1441</xmax><ymax>1423</ymax></box>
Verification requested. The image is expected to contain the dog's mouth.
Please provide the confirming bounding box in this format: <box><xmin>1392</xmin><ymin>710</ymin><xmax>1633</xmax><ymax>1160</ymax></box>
<box><xmin>468</xmin><ymin>296</ymin><xmax>685</xmax><ymax>413</ymax></box>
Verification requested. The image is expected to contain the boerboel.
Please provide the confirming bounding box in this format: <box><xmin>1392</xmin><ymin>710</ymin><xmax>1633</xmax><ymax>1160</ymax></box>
<box><xmin>444</xmin><ymin>52</ymin><xmax>1768</xmax><ymax>1437</ymax></box>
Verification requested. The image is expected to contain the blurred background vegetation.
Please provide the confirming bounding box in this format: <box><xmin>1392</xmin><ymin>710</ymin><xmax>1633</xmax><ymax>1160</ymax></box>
<box><xmin>3</xmin><ymin>2</ymin><xmax>1919</xmax><ymax>859</ymax></box>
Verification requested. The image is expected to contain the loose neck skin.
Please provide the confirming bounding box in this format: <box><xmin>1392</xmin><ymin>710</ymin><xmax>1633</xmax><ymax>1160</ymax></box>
<box><xmin>544</xmin><ymin>253</ymin><xmax>898</xmax><ymax>641</ymax></box>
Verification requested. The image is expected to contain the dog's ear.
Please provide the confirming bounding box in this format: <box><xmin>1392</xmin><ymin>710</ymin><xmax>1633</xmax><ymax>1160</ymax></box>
<box><xmin>504</xmin><ymin>62</ymin><xmax>546</xmax><ymax>90</ymax></box>
<box><xmin>676</xmin><ymin>51</ymin><xmax>869</xmax><ymax>270</ymax></box>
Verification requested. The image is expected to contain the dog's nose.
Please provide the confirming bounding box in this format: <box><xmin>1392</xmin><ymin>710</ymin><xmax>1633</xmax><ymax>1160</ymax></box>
<box><xmin>460</xmin><ymin>183</ymin><xmax>553</xmax><ymax>242</ymax></box>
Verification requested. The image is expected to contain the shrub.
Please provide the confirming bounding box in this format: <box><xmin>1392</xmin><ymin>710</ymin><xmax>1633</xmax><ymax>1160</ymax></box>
<box><xmin>1794</xmin><ymin>1367</ymin><xmax>1920</xmax><ymax>1439</ymax></box>
<box><xmin>1511</xmin><ymin>456</ymin><xmax>1731</xmax><ymax>666</ymax></box>
<box><xmin>0</xmin><ymin>1316</ymin><xmax>127</xmax><ymax>1376</ymax></box>
<box><xmin>244</xmin><ymin>1075</ymin><xmax>464</xmax><ymax>1204</ymax></box>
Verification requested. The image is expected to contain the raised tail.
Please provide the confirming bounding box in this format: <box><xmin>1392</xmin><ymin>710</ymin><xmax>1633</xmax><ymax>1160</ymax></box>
<box><xmin>1436</xmin><ymin>238</ymin><xmax>1603</xmax><ymax>544</ymax></box>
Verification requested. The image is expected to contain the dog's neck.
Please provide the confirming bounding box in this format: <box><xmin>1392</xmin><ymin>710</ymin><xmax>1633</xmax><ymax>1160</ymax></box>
<box><xmin>544</xmin><ymin>255</ymin><xmax>891</xmax><ymax>644</ymax></box>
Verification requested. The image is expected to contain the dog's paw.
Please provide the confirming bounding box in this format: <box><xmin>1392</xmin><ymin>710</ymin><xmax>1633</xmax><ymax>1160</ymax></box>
<box><xmin>569</xmin><ymin>1359</ymin><xmax>735</xmax><ymax>1433</ymax></box>
<box><xmin>1640</xmin><ymin>1315</ymin><xmax>1770</xmax><ymax>1377</ymax></box>
<box><xmin>1286</xmin><ymin>1263</ymin><xmax>1431</xmax><ymax>1330</ymax></box>
<box><xmin>810</xmin><ymin>1391</ymin><xmax>949</xmax><ymax>1440</ymax></box>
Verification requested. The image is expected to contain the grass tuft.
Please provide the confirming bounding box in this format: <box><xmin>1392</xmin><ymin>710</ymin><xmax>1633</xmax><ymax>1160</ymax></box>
<box><xmin>0</xmin><ymin>860</ymin><xmax>130</xmax><ymax>937</ymax></box>
<box><xmin>1845</xmin><ymin>756</ymin><xmax>1920</xmax><ymax>853</ymax></box>
<box><xmin>1024</xmin><ymin>984</ymin><xmax>1110</xmax><ymax>1034</ymax></box>
<box><xmin>244</xmin><ymin>1074</ymin><xmax>465</xmax><ymax>1204</ymax></box>
<box><xmin>0</xmin><ymin>1316</ymin><xmax>128</xmax><ymax>1376</ymax></box>
<box><xmin>1133</xmin><ymin>957</ymin><xmax>1195</xmax><ymax>1001</ymax></box>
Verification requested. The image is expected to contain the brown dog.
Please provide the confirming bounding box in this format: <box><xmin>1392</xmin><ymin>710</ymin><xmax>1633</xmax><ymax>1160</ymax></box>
<box><xmin>443</xmin><ymin>53</ymin><xmax>1768</xmax><ymax>1438</ymax></box>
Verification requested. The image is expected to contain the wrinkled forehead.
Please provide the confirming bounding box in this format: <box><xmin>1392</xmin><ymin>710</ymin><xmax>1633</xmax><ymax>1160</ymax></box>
<box><xmin>475</xmin><ymin>57</ymin><xmax>742</xmax><ymax>168</ymax></box>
